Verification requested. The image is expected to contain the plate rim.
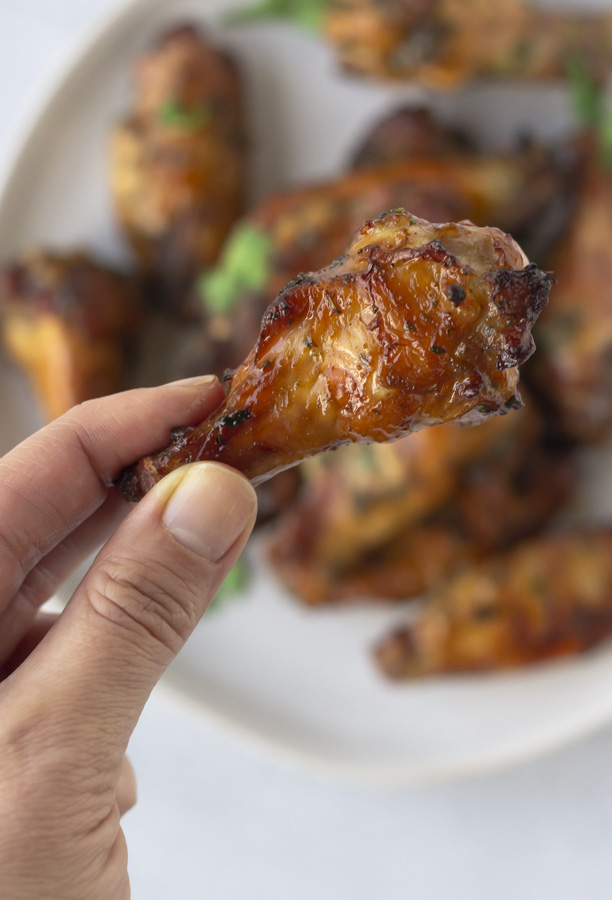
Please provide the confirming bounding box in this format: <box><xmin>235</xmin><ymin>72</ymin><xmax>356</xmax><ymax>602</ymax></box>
<box><xmin>3</xmin><ymin>0</ymin><xmax>612</xmax><ymax>786</ymax></box>
<box><xmin>158</xmin><ymin>664</ymin><xmax>612</xmax><ymax>787</ymax></box>
<box><xmin>0</xmin><ymin>0</ymin><xmax>162</xmax><ymax>214</ymax></box>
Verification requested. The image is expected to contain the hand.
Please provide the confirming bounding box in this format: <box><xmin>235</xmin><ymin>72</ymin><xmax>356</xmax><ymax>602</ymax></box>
<box><xmin>0</xmin><ymin>378</ymin><xmax>257</xmax><ymax>900</ymax></box>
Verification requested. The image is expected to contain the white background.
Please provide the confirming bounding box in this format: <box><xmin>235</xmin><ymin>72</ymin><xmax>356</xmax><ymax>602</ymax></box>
<box><xmin>3</xmin><ymin>1</ymin><xmax>612</xmax><ymax>898</ymax></box>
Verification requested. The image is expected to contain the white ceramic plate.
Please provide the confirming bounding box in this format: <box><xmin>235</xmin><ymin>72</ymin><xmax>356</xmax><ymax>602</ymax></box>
<box><xmin>3</xmin><ymin>0</ymin><xmax>612</xmax><ymax>786</ymax></box>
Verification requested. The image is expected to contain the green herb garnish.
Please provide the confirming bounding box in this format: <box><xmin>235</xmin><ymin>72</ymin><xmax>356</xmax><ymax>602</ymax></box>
<box><xmin>566</xmin><ymin>55</ymin><xmax>612</xmax><ymax>171</ymax></box>
<box><xmin>224</xmin><ymin>0</ymin><xmax>327</xmax><ymax>32</ymax></box>
<box><xmin>219</xmin><ymin>408</ymin><xmax>251</xmax><ymax>428</ymax></box>
<box><xmin>198</xmin><ymin>222</ymin><xmax>273</xmax><ymax>315</ymax></box>
<box><xmin>208</xmin><ymin>559</ymin><xmax>249</xmax><ymax>613</ymax></box>
<box><xmin>599</xmin><ymin>109</ymin><xmax>612</xmax><ymax>171</ymax></box>
<box><xmin>158</xmin><ymin>98</ymin><xmax>213</xmax><ymax>131</ymax></box>
<box><xmin>356</xmin><ymin>445</ymin><xmax>380</xmax><ymax>472</ymax></box>
<box><xmin>567</xmin><ymin>55</ymin><xmax>603</xmax><ymax>128</ymax></box>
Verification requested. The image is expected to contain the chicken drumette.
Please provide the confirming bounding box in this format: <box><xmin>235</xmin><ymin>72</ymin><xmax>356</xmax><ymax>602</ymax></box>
<box><xmin>325</xmin><ymin>0</ymin><xmax>612</xmax><ymax>87</ymax></box>
<box><xmin>194</xmin><ymin>143</ymin><xmax>560</xmax><ymax>376</ymax></box>
<box><xmin>268</xmin><ymin>396</ymin><xmax>573</xmax><ymax>606</ymax></box>
<box><xmin>528</xmin><ymin>136</ymin><xmax>612</xmax><ymax>443</ymax></box>
<box><xmin>349</xmin><ymin>106</ymin><xmax>473</xmax><ymax>171</ymax></box>
<box><xmin>376</xmin><ymin>530</ymin><xmax>612</xmax><ymax>678</ymax></box>
<box><xmin>110</xmin><ymin>24</ymin><xmax>247</xmax><ymax>307</ymax></box>
<box><xmin>232</xmin><ymin>0</ymin><xmax>612</xmax><ymax>88</ymax></box>
<box><xmin>0</xmin><ymin>250</ymin><xmax>139</xmax><ymax>421</ymax></box>
<box><xmin>119</xmin><ymin>210</ymin><xmax>550</xmax><ymax>501</ymax></box>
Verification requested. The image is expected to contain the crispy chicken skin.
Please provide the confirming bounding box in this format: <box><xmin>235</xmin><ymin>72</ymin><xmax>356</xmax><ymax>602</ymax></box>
<box><xmin>528</xmin><ymin>137</ymin><xmax>612</xmax><ymax>443</ymax></box>
<box><xmin>110</xmin><ymin>24</ymin><xmax>247</xmax><ymax>303</ymax></box>
<box><xmin>376</xmin><ymin>530</ymin><xmax>612</xmax><ymax>678</ymax></box>
<box><xmin>195</xmin><ymin>147</ymin><xmax>560</xmax><ymax>375</ymax></box>
<box><xmin>324</xmin><ymin>0</ymin><xmax>612</xmax><ymax>87</ymax></box>
<box><xmin>0</xmin><ymin>251</ymin><xmax>139</xmax><ymax>421</ymax></box>
<box><xmin>268</xmin><ymin>399</ymin><xmax>573</xmax><ymax>605</ymax></box>
<box><xmin>118</xmin><ymin>210</ymin><xmax>550</xmax><ymax>501</ymax></box>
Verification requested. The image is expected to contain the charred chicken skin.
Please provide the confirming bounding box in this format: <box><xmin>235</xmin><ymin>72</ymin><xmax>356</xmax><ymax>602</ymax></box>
<box><xmin>118</xmin><ymin>210</ymin><xmax>550</xmax><ymax>501</ymax></box>
<box><xmin>528</xmin><ymin>136</ymin><xmax>612</xmax><ymax>443</ymax></box>
<box><xmin>376</xmin><ymin>530</ymin><xmax>612</xmax><ymax>679</ymax></box>
<box><xmin>0</xmin><ymin>250</ymin><xmax>139</xmax><ymax>421</ymax></box>
<box><xmin>110</xmin><ymin>24</ymin><xmax>247</xmax><ymax>305</ymax></box>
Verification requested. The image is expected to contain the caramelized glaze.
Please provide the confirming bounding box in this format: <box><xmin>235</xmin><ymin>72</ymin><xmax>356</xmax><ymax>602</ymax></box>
<box><xmin>119</xmin><ymin>211</ymin><xmax>550</xmax><ymax>500</ymax></box>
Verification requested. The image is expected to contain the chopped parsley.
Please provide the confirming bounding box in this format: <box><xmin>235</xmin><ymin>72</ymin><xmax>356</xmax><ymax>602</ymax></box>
<box><xmin>224</xmin><ymin>0</ymin><xmax>327</xmax><ymax>32</ymax></box>
<box><xmin>219</xmin><ymin>408</ymin><xmax>251</xmax><ymax>428</ymax></box>
<box><xmin>208</xmin><ymin>560</ymin><xmax>249</xmax><ymax>613</ymax></box>
<box><xmin>198</xmin><ymin>223</ymin><xmax>273</xmax><ymax>315</ymax></box>
<box><xmin>566</xmin><ymin>54</ymin><xmax>612</xmax><ymax>170</ymax></box>
<box><xmin>505</xmin><ymin>394</ymin><xmax>522</xmax><ymax>411</ymax></box>
<box><xmin>158</xmin><ymin>98</ymin><xmax>213</xmax><ymax>131</ymax></box>
<box><xmin>445</xmin><ymin>283</ymin><xmax>466</xmax><ymax>307</ymax></box>
<box><xmin>567</xmin><ymin>55</ymin><xmax>603</xmax><ymax>128</ymax></box>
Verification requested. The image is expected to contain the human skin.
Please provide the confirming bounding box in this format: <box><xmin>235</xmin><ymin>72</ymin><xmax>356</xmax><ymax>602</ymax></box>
<box><xmin>0</xmin><ymin>378</ymin><xmax>257</xmax><ymax>899</ymax></box>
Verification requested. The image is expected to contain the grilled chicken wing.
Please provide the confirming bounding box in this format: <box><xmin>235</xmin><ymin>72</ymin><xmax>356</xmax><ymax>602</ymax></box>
<box><xmin>0</xmin><ymin>251</ymin><xmax>139</xmax><ymax>421</ymax></box>
<box><xmin>322</xmin><ymin>522</ymin><xmax>479</xmax><ymax>606</ymax></box>
<box><xmin>269</xmin><ymin>398</ymin><xmax>573</xmax><ymax>605</ymax></box>
<box><xmin>376</xmin><ymin>530</ymin><xmax>612</xmax><ymax>678</ymax></box>
<box><xmin>269</xmin><ymin>400</ymin><xmax>538</xmax><ymax>578</ymax></box>
<box><xmin>118</xmin><ymin>210</ymin><xmax>550</xmax><ymax>501</ymax></box>
<box><xmin>110</xmin><ymin>24</ymin><xmax>247</xmax><ymax>306</ymax></box>
<box><xmin>350</xmin><ymin>106</ymin><xmax>472</xmax><ymax>170</ymax></box>
<box><xmin>194</xmin><ymin>147</ymin><xmax>560</xmax><ymax>376</ymax></box>
<box><xmin>233</xmin><ymin>0</ymin><xmax>612</xmax><ymax>87</ymax></box>
<box><xmin>327</xmin><ymin>0</ymin><xmax>612</xmax><ymax>86</ymax></box>
<box><xmin>528</xmin><ymin>136</ymin><xmax>612</xmax><ymax>443</ymax></box>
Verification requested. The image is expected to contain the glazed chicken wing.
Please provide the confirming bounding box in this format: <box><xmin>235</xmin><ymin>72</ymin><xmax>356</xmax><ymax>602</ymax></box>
<box><xmin>234</xmin><ymin>0</ymin><xmax>612</xmax><ymax>88</ymax></box>
<box><xmin>193</xmin><ymin>146</ymin><xmax>560</xmax><ymax>376</ymax></box>
<box><xmin>268</xmin><ymin>396</ymin><xmax>573</xmax><ymax>605</ymax></box>
<box><xmin>350</xmin><ymin>106</ymin><xmax>473</xmax><ymax>171</ymax></box>
<box><xmin>324</xmin><ymin>0</ymin><xmax>612</xmax><ymax>87</ymax></box>
<box><xmin>269</xmin><ymin>399</ymin><xmax>539</xmax><ymax>579</ymax></box>
<box><xmin>0</xmin><ymin>250</ymin><xmax>139</xmax><ymax>421</ymax></box>
<box><xmin>376</xmin><ymin>530</ymin><xmax>612</xmax><ymax>678</ymax></box>
<box><xmin>118</xmin><ymin>210</ymin><xmax>550</xmax><ymax>501</ymax></box>
<box><xmin>528</xmin><ymin>136</ymin><xmax>612</xmax><ymax>442</ymax></box>
<box><xmin>110</xmin><ymin>24</ymin><xmax>247</xmax><ymax>307</ymax></box>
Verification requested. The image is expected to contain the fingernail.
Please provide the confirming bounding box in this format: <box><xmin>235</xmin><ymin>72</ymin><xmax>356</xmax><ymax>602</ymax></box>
<box><xmin>166</xmin><ymin>375</ymin><xmax>218</xmax><ymax>388</ymax></box>
<box><xmin>162</xmin><ymin>464</ymin><xmax>257</xmax><ymax>562</ymax></box>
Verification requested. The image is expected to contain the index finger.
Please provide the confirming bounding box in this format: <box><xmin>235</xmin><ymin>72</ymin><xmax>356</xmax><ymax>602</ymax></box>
<box><xmin>0</xmin><ymin>377</ymin><xmax>224</xmax><ymax>611</ymax></box>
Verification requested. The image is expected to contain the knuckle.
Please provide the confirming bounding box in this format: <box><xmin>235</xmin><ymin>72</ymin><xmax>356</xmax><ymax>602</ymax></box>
<box><xmin>87</xmin><ymin>556</ymin><xmax>202</xmax><ymax>657</ymax></box>
<box><xmin>64</xmin><ymin>396</ymin><xmax>98</xmax><ymax>421</ymax></box>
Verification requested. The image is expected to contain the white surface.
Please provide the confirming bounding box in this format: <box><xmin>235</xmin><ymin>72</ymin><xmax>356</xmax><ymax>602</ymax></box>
<box><xmin>3</xmin><ymin>1</ymin><xmax>612</xmax><ymax>897</ymax></box>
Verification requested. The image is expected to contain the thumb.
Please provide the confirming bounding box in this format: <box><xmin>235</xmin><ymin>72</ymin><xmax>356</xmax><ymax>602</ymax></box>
<box><xmin>3</xmin><ymin>462</ymin><xmax>257</xmax><ymax>766</ymax></box>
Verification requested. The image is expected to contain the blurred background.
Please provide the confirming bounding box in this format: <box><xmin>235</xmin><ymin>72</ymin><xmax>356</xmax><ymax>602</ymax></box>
<box><xmin>4</xmin><ymin>0</ymin><xmax>612</xmax><ymax>898</ymax></box>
